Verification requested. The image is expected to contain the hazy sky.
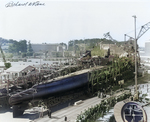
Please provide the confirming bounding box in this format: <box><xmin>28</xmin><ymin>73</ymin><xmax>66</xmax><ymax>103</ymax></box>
<box><xmin>0</xmin><ymin>0</ymin><xmax>150</xmax><ymax>47</ymax></box>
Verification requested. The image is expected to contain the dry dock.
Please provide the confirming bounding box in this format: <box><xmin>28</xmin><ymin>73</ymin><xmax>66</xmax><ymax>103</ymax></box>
<box><xmin>1</xmin><ymin>84</ymin><xmax>150</xmax><ymax>122</ymax></box>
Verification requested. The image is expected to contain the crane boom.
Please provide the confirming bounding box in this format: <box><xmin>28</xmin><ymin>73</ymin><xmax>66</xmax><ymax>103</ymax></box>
<box><xmin>124</xmin><ymin>34</ymin><xmax>134</xmax><ymax>41</ymax></box>
<box><xmin>0</xmin><ymin>39</ymin><xmax>11</xmax><ymax>69</ymax></box>
<box><xmin>124</xmin><ymin>22</ymin><xmax>150</xmax><ymax>65</ymax></box>
<box><xmin>125</xmin><ymin>21</ymin><xmax>150</xmax><ymax>41</ymax></box>
<box><xmin>0</xmin><ymin>45</ymin><xmax>6</xmax><ymax>63</ymax></box>
<box><xmin>104</xmin><ymin>32</ymin><xmax>113</xmax><ymax>40</ymax></box>
<box><xmin>137</xmin><ymin>22</ymin><xmax>150</xmax><ymax>40</ymax></box>
<box><xmin>103</xmin><ymin>32</ymin><xmax>117</xmax><ymax>43</ymax></box>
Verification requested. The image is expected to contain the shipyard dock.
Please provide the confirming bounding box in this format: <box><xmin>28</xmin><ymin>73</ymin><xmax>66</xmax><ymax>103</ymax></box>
<box><xmin>1</xmin><ymin>83</ymin><xmax>150</xmax><ymax>122</ymax></box>
<box><xmin>0</xmin><ymin>96</ymin><xmax>101</xmax><ymax>122</ymax></box>
<box><xmin>0</xmin><ymin>95</ymin><xmax>119</xmax><ymax>122</ymax></box>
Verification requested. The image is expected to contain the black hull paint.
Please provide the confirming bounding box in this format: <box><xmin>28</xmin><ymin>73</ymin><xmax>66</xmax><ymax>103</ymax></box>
<box><xmin>9</xmin><ymin>72</ymin><xmax>88</xmax><ymax>105</ymax></box>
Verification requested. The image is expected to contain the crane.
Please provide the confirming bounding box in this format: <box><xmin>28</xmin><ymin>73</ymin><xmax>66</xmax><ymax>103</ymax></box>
<box><xmin>124</xmin><ymin>34</ymin><xmax>134</xmax><ymax>41</ymax></box>
<box><xmin>124</xmin><ymin>22</ymin><xmax>150</xmax><ymax>66</ymax></box>
<box><xmin>124</xmin><ymin>21</ymin><xmax>150</xmax><ymax>41</ymax></box>
<box><xmin>0</xmin><ymin>40</ymin><xmax>11</xmax><ymax>69</ymax></box>
<box><xmin>0</xmin><ymin>41</ymin><xmax>6</xmax><ymax>63</ymax></box>
<box><xmin>137</xmin><ymin>22</ymin><xmax>150</xmax><ymax>40</ymax></box>
<box><xmin>0</xmin><ymin>45</ymin><xmax>6</xmax><ymax>63</ymax></box>
<box><xmin>103</xmin><ymin>32</ymin><xmax>117</xmax><ymax>43</ymax></box>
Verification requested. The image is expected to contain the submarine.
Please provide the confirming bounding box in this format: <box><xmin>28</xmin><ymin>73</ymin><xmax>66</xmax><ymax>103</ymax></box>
<box><xmin>9</xmin><ymin>66</ymin><xmax>103</xmax><ymax>117</ymax></box>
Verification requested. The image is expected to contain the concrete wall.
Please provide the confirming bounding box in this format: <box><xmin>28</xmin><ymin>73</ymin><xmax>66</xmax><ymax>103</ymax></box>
<box><xmin>145</xmin><ymin>41</ymin><xmax>150</xmax><ymax>56</ymax></box>
<box><xmin>31</xmin><ymin>43</ymin><xmax>63</xmax><ymax>52</ymax></box>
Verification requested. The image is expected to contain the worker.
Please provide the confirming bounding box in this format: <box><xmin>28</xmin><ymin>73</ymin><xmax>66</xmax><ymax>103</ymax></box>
<box><xmin>47</xmin><ymin>109</ymin><xmax>51</xmax><ymax>118</ymax></box>
<box><xmin>64</xmin><ymin>116</ymin><xmax>67</xmax><ymax>121</ymax></box>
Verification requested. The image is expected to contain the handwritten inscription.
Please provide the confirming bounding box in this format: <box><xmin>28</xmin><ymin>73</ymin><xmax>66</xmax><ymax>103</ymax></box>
<box><xmin>5</xmin><ymin>1</ymin><xmax>45</xmax><ymax>7</ymax></box>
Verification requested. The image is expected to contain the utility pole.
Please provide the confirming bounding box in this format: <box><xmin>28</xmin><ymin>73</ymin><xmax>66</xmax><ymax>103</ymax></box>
<box><xmin>62</xmin><ymin>42</ymin><xmax>64</xmax><ymax>57</ymax></box>
<box><xmin>39</xmin><ymin>50</ymin><xmax>41</xmax><ymax>73</ymax></box>
<box><xmin>132</xmin><ymin>15</ymin><xmax>138</xmax><ymax>100</ymax></box>
<box><xmin>124</xmin><ymin>34</ymin><xmax>126</xmax><ymax>41</ymax></box>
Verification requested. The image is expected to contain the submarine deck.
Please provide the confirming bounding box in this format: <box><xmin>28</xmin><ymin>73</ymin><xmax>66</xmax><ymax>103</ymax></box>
<box><xmin>42</xmin><ymin>65</ymin><xmax>104</xmax><ymax>84</ymax></box>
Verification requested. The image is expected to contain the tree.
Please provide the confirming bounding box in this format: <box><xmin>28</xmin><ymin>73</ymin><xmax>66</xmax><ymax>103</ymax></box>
<box><xmin>27</xmin><ymin>40</ymin><xmax>33</xmax><ymax>56</ymax></box>
<box><xmin>8</xmin><ymin>40</ymin><xmax>27</xmax><ymax>54</ymax></box>
<box><xmin>22</xmin><ymin>53</ymin><xmax>26</xmax><ymax>58</ymax></box>
<box><xmin>5</xmin><ymin>62</ymin><xmax>11</xmax><ymax>69</ymax></box>
<box><xmin>8</xmin><ymin>41</ymin><xmax>18</xmax><ymax>53</ymax></box>
<box><xmin>5</xmin><ymin>53</ymin><xmax>13</xmax><ymax>58</ymax></box>
<box><xmin>19</xmin><ymin>40</ymin><xmax>27</xmax><ymax>53</ymax></box>
<box><xmin>68</xmin><ymin>38</ymin><xmax>114</xmax><ymax>51</ymax></box>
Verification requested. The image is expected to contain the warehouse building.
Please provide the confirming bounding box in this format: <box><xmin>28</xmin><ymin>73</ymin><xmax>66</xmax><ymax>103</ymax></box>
<box><xmin>31</xmin><ymin>43</ymin><xmax>66</xmax><ymax>53</ymax></box>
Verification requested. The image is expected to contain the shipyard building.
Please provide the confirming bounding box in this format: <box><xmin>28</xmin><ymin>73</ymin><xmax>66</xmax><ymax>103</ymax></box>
<box><xmin>31</xmin><ymin>43</ymin><xmax>66</xmax><ymax>52</ymax></box>
<box><xmin>31</xmin><ymin>43</ymin><xmax>67</xmax><ymax>57</ymax></box>
<box><xmin>139</xmin><ymin>40</ymin><xmax>150</xmax><ymax>56</ymax></box>
<box><xmin>139</xmin><ymin>40</ymin><xmax>150</xmax><ymax>64</ymax></box>
<box><xmin>145</xmin><ymin>41</ymin><xmax>150</xmax><ymax>56</ymax></box>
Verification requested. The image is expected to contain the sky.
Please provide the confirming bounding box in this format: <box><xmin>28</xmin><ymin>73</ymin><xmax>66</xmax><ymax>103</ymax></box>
<box><xmin>0</xmin><ymin>0</ymin><xmax>150</xmax><ymax>47</ymax></box>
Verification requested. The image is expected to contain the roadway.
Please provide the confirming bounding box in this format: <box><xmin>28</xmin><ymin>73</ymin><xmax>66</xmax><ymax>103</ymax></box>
<box><xmin>34</xmin><ymin>90</ymin><xmax>128</xmax><ymax>122</ymax></box>
<box><xmin>0</xmin><ymin>96</ymin><xmax>101</xmax><ymax>122</ymax></box>
<box><xmin>35</xmin><ymin>97</ymin><xmax>101</xmax><ymax>122</ymax></box>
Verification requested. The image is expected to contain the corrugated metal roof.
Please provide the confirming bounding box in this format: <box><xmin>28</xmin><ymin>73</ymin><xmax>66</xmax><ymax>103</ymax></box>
<box><xmin>5</xmin><ymin>64</ymin><xmax>34</xmax><ymax>73</ymax></box>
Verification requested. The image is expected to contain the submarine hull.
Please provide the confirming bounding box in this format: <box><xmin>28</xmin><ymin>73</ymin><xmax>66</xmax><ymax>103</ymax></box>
<box><xmin>9</xmin><ymin>72</ymin><xmax>88</xmax><ymax>106</ymax></box>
